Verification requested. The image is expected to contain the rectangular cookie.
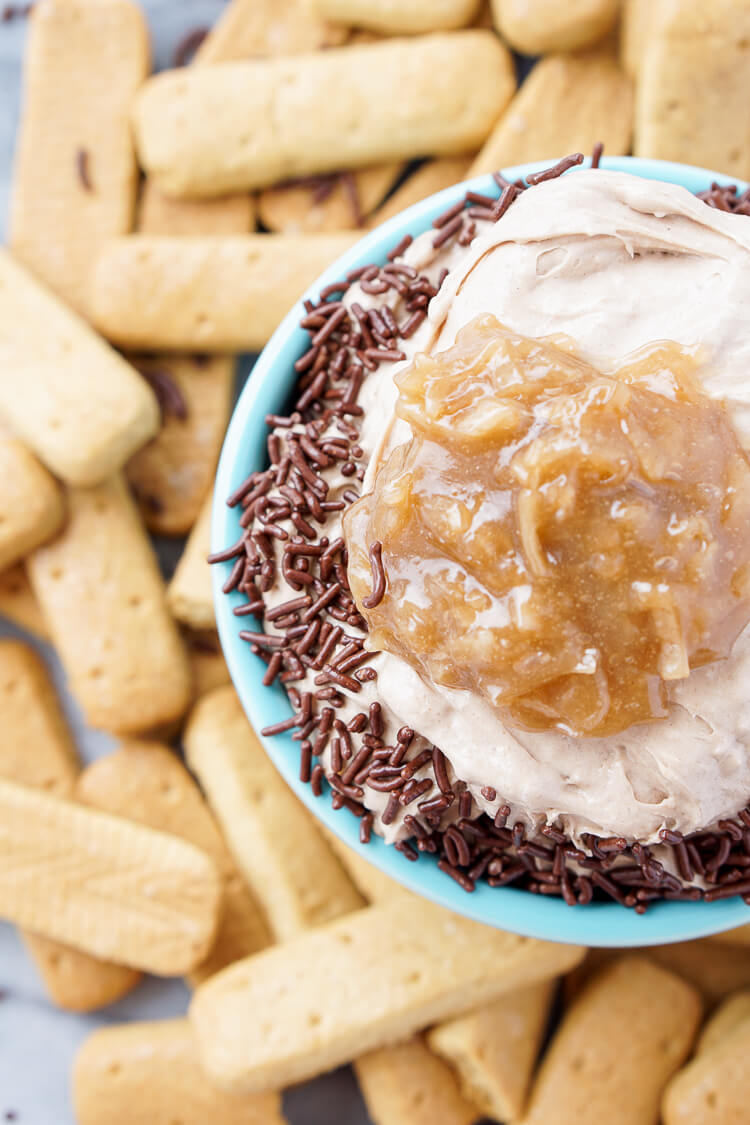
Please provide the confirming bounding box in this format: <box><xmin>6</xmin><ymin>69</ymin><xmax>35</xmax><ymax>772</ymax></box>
<box><xmin>0</xmin><ymin>565</ymin><xmax>50</xmax><ymax>640</ymax></box>
<box><xmin>697</xmin><ymin>991</ymin><xmax>750</xmax><ymax>1055</ymax></box>
<box><xmin>27</xmin><ymin>475</ymin><xmax>192</xmax><ymax>735</ymax></box>
<box><xmin>195</xmin><ymin>0</ymin><xmax>347</xmax><ymax>65</ymax></box>
<box><xmin>76</xmin><ymin>741</ymin><xmax>272</xmax><ymax>983</ymax></box>
<box><xmin>0</xmin><ymin>434</ymin><xmax>64</xmax><ymax>572</ymax></box>
<box><xmin>645</xmin><ymin>939</ymin><xmax>750</xmax><ymax>1008</ymax></box>
<box><xmin>663</xmin><ymin>1015</ymin><xmax>750</xmax><ymax>1125</ymax></box>
<box><xmin>311</xmin><ymin>0</ymin><xmax>482</xmax><ymax>34</ymax></box>
<box><xmin>258</xmin><ymin>163</ymin><xmax>404</xmax><ymax>233</ymax></box>
<box><xmin>132</xmin><ymin>33</ymin><xmax>515</xmax><ymax>196</ymax></box>
<box><xmin>635</xmin><ymin>0</ymin><xmax>750</xmax><ymax>179</ymax></box>
<box><xmin>427</xmin><ymin>982</ymin><xmax>555</xmax><ymax>1122</ymax></box>
<box><xmin>354</xmin><ymin>1036</ymin><xmax>479</xmax><ymax>1125</ymax></box>
<box><xmin>0</xmin><ymin>778</ymin><xmax>222</xmax><ymax>975</ymax></box>
<box><xmin>369</xmin><ymin>157</ymin><xmax>473</xmax><ymax>227</ymax></box>
<box><xmin>73</xmin><ymin>1019</ymin><xmax>286</xmax><ymax>1125</ymax></box>
<box><xmin>0</xmin><ymin>248</ymin><xmax>159</xmax><ymax>486</ymax></box>
<box><xmin>137</xmin><ymin>180</ymin><xmax>255</xmax><ymax>237</ymax></box>
<box><xmin>126</xmin><ymin>353</ymin><xmax>235</xmax><ymax>536</ymax></box>
<box><xmin>190</xmin><ymin>896</ymin><xmax>584</xmax><ymax>1093</ymax></box>
<box><xmin>469</xmin><ymin>48</ymin><xmax>633</xmax><ymax>177</ymax></box>
<box><xmin>522</xmin><ymin>957</ymin><xmax>701</xmax><ymax>1125</ymax></box>
<box><xmin>167</xmin><ymin>491</ymin><xmax>215</xmax><ymax>631</ymax></box>
<box><xmin>490</xmin><ymin>0</ymin><xmax>619</xmax><ymax>54</ymax></box>
<box><xmin>0</xmin><ymin>638</ymin><xmax>141</xmax><ymax>1010</ymax></box>
<box><xmin>9</xmin><ymin>0</ymin><xmax>149</xmax><ymax>316</ymax></box>
<box><xmin>89</xmin><ymin>233</ymin><xmax>358</xmax><ymax>352</ymax></box>
<box><xmin>184</xmin><ymin>686</ymin><xmax>365</xmax><ymax>940</ymax></box>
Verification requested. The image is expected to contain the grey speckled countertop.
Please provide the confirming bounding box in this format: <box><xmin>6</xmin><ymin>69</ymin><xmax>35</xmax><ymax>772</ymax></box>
<box><xmin>0</xmin><ymin>5</ymin><xmax>372</xmax><ymax>1122</ymax></box>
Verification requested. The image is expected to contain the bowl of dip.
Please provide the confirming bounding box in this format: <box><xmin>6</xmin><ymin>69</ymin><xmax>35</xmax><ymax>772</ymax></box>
<box><xmin>212</xmin><ymin>155</ymin><xmax>750</xmax><ymax>947</ymax></box>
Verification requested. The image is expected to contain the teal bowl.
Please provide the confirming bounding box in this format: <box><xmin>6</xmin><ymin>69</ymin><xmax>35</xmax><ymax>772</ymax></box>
<box><xmin>213</xmin><ymin>155</ymin><xmax>750</xmax><ymax>947</ymax></box>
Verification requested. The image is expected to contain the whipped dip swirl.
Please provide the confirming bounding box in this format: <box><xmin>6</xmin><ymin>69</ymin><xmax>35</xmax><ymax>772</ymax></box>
<box><xmin>350</xmin><ymin>169</ymin><xmax>750</xmax><ymax>845</ymax></box>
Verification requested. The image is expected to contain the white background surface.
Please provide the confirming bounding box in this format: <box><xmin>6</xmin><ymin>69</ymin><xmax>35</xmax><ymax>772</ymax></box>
<box><xmin>0</xmin><ymin>4</ymin><xmax>373</xmax><ymax>1121</ymax></box>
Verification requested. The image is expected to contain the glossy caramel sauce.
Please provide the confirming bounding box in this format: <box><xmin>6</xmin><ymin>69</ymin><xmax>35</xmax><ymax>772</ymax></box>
<box><xmin>345</xmin><ymin>315</ymin><xmax>750</xmax><ymax>737</ymax></box>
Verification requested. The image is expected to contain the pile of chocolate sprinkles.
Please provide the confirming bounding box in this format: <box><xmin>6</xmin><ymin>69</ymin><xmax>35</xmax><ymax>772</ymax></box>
<box><xmin>211</xmin><ymin>148</ymin><xmax>750</xmax><ymax>911</ymax></box>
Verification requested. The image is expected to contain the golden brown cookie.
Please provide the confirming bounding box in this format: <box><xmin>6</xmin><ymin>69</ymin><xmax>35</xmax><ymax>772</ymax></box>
<box><xmin>355</xmin><ymin>1036</ymin><xmax>479</xmax><ymax>1125</ymax></box>
<box><xmin>0</xmin><ymin>438</ymin><xmax>64</xmax><ymax>586</ymax></box>
<box><xmin>490</xmin><ymin>0</ymin><xmax>619</xmax><ymax>54</ymax></box>
<box><xmin>311</xmin><ymin>0</ymin><xmax>481</xmax><ymax>34</ymax></box>
<box><xmin>195</xmin><ymin>0</ymin><xmax>347</xmax><ymax>65</ymax></box>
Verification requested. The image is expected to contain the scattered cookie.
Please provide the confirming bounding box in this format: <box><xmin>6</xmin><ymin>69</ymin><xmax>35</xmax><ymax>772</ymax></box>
<box><xmin>310</xmin><ymin>0</ymin><xmax>482</xmax><ymax>35</ymax></box>
<box><xmin>73</xmin><ymin>1018</ymin><xmax>286</xmax><ymax>1125</ymax></box>
<box><xmin>195</xmin><ymin>0</ymin><xmax>347</xmax><ymax>65</ymax></box>
<box><xmin>184</xmin><ymin>686</ymin><xmax>365</xmax><ymax>940</ymax></box>
<box><xmin>355</xmin><ymin>1036</ymin><xmax>479</xmax><ymax>1125</ymax></box>
<box><xmin>696</xmin><ymin>990</ymin><xmax>750</xmax><ymax>1055</ymax></box>
<box><xmin>646</xmin><ymin>939</ymin><xmax>750</xmax><ymax>1009</ymax></box>
<box><xmin>132</xmin><ymin>33</ymin><xmax>515</xmax><ymax>196</ymax></box>
<box><xmin>89</xmin><ymin>233</ymin><xmax>358</xmax><ymax>352</ymax></box>
<box><xmin>258</xmin><ymin>164</ymin><xmax>404</xmax><ymax>233</ymax></box>
<box><xmin>635</xmin><ymin>0</ymin><xmax>750</xmax><ymax>178</ymax></box>
<box><xmin>167</xmin><ymin>491</ymin><xmax>215</xmax><ymax>630</ymax></box>
<box><xmin>470</xmin><ymin>48</ymin><xmax>633</xmax><ymax>177</ymax></box>
<box><xmin>76</xmin><ymin>741</ymin><xmax>272</xmax><ymax>983</ymax></box>
<box><xmin>28</xmin><ymin>475</ymin><xmax>192</xmax><ymax>735</ymax></box>
<box><xmin>490</xmin><ymin>0</ymin><xmax>619</xmax><ymax>54</ymax></box>
<box><xmin>9</xmin><ymin>0</ymin><xmax>149</xmax><ymax>316</ymax></box>
<box><xmin>522</xmin><ymin>957</ymin><xmax>702</xmax><ymax>1125</ymax></box>
<box><xmin>190</xmin><ymin>896</ymin><xmax>583</xmax><ymax>1093</ymax></box>
<box><xmin>662</xmin><ymin>1015</ymin><xmax>750</xmax><ymax>1125</ymax></box>
<box><xmin>428</xmin><ymin>981</ymin><xmax>556</xmax><ymax>1123</ymax></box>
<box><xmin>137</xmin><ymin>180</ymin><xmax>255</xmax><ymax>237</ymax></box>
<box><xmin>0</xmin><ymin>434</ymin><xmax>64</xmax><ymax>575</ymax></box>
<box><xmin>0</xmin><ymin>639</ymin><xmax>141</xmax><ymax>1010</ymax></box>
<box><xmin>126</xmin><ymin>353</ymin><xmax>235</xmax><ymax>536</ymax></box>
<box><xmin>0</xmin><ymin>778</ymin><xmax>222</xmax><ymax>974</ymax></box>
<box><xmin>0</xmin><ymin>565</ymin><xmax>50</xmax><ymax>640</ymax></box>
<box><xmin>369</xmin><ymin>157</ymin><xmax>473</xmax><ymax>226</ymax></box>
<box><xmin>0</xmin><ymin>248</ymin><xmax>159</xmax><ymax>486</ymax></box>
<box><xmin>185</xmin><ymin>630</ymin><xmax>231</xmax><ymax>699</ymax></box>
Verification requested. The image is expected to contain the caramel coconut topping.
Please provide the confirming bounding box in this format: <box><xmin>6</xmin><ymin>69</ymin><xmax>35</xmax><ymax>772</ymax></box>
<box><xmin>346</xmin><ymin>315</ymin><xmax>750</xmax><ymax>737</ymax></box>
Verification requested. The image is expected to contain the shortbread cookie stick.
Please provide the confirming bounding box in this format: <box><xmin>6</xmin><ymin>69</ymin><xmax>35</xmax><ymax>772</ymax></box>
<box><xmin>0</xmin><ymin>249</ymin><xmax>159</xmax><ymax>486</ymax></box>
<box><xmin>191</xmin><ymin>897</ymin><xmax>583</xmax><ymax>1093</ymax></box>
<box><xmin>696</xmin><ymin>990</ymin><xmax>750</xmax><ymax>1054</ymax></box>
<box><xmin>258</xmin><ymin>164</ymin><xmax>403</xmax><ymax>234</ymax></box>
<box><xmin>636</xmin><ymin>0</ymin><xmax>750</xmax><ymax>178</ymax></box>
<box><xmin>620</xmin><ymin>0</ymin><xmax>656</xmax><ymax>79</ymax></box>
<box><xmin>73</xmin><ymin>1019</ymin><xmax>286</xmax><ymax>1125</ymax></box>
<box><xmin>0</xmin><ymin>778</ymin><xmax>222</xmax><ymax>974</ymax></box>
<box><xmin>133</xmin><ymin>33</ymin><xmax>515</xmax><ymax>197</ymax></box>
<box><xmin>522</xmin><ymin>958</ymin><xmax>701</xmax><ymax>1125</ymax></box>
<box><xmin>195</xmin><ymin>0</ymin><xmax>347</xmax><ymax>65</ymax></box>
<box><xmin>663</xmin><ymin>1019</ymin><xmax>750</xmax><ymax>1125</ymax></box>
<box><xmin>311</xmin><ymin>0</ymin><xmax>481</xmax><ymax>34</ymax></box>
<box><xmin>355</xmin><ymin>1036</ymin><xmax>479</xmax><ymax>1125</ymax></box>
<box><xmin>470</xmin><ymin>49</ymin><xmax>633</xmax><ymax>177</ymax></box>
<box><xmin>0</xmin><ymin>434</ymin><xmax>63</xmax><ymax>576</ymax></box>
<box><xmin>167</xmin><ymin>491</ymin><xmax>215</xmax><ymax>630</ymax></box>
<box><xmin>186</xmin><ymin>631</ymin><xmax>232</xmax><ymax>699</ymax></box>
<box><xmin>90</xmin><ymin>233</ymin><xmax>357</xmax><ymax>352</ymax></box>
<box><xmin>645</xmin><ymin>939</ymin><xmax>750</xmax><ymax>1008</ymax></box>
<box><xmin>184</xmin><ymin>686</ymin><xmax>365</xmax><ymax>940</ymax></box>
<box><xmin>369</xmin><ymin>157</ymin><xmax>473</xmax><ymax>227</ymax></box>
<box><xmin>428</xmin><ymin>982</ymin><xmax>555</xmax><ymax>1123</ymax></box>
<box><xmin>0</xmin><ymin>640</ymin><xmax>140</xmax><ymax>1009</ymax></box>
<box><xmin>28</xmin><ymin>475</ymin><xmax>191</xmax><ymax>735</ymax></box>
<box><xmin>76</xmin><ymin>742</ymin><xmax>272</xmax><ymax>983</ymax></box>
<box><xmin>0</xmin><ymin>566</ymin><xmax>49</xmax><ymax>640</ymax></box>
<box><xmin>490</xmin><ymin>0</ymin><xmax>618</xmax><ymax>54</ymax></box>
<box><xmin>138</xmin><ymin>180</ymin><xmax>255</xmax><ymax>237</ymax></box>
<box><xmin>9</xmin><ymin>0</ymin><xmax>149</xmax><ymax>316</ymax></box>
<box><xmin>126</xmin><ymin>353</ymin><xmax>234</xmax><ymax>536</ymax></box>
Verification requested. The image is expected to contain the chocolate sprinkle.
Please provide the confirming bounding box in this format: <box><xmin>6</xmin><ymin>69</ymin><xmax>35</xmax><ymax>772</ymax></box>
<box><xmin>75</xmin><ymin>147</ymin><xmax>93</xmax><ymax>192</ymax></box>
<box><xmin>212</xmin><ymin>152</ymin><xmax>750</xmax><ymax>910</ymax></box>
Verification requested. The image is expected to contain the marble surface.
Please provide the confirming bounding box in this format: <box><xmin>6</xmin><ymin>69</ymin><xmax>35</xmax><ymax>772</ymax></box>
<box><xmin>0</xmin><ymin>4</ymin><xmax>373</xmax><ymax>1122</ymax></box>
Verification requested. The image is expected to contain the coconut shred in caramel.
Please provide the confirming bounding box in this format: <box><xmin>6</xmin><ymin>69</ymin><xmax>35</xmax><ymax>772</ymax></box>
<box><xmin>345</xmin><ymin>314</ymin><xmax>750</xmax><ymax>738</ymax></box>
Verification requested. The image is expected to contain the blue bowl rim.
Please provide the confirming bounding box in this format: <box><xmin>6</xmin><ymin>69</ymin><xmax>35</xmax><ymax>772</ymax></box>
<box><xmin>213</xmin><ymin>155</ymin><xmax>750</xmax><ymax>947</ymax></box>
